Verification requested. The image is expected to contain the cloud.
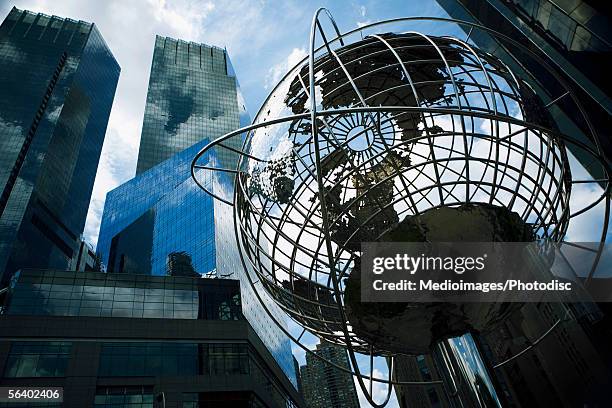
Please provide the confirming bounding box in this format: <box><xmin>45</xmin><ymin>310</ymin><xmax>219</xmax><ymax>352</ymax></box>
<box><xmin>147</xmin><ymin>0</ymin><xmax>215</xmax><ymax>39</ymax></box>
<box><xmin>355</xmin><ymin>4</ymin><xmax>371</xmax><ymax>28</ymax></box>
<box><xmin>264</xmin><ymin>47</ymin><xmax>307</xmax><ymax>90</ymax></box>
<box><xmin>354</xmin><ymin>368</ymin><xmax>399</xmax><ymax>407</ymax></box>
<box><xmin>564</xmin><ymin>154</ymin><xmax>610</xmax><ymax>242</ymax></box>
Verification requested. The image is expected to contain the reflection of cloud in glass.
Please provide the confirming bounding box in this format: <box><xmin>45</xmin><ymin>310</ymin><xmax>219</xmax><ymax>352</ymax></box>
<box><xmin>164</xmin><ymin>88</ymin><xmax>194</xmax><ymax>133</ymax></box>
<box><xmin>0</xmin><ymin>115</ymin><xmax>24</xmax><ymax>149</ymax></box>
<box><xmin>1</xmin><ymin>41</ymin><xmax>27</xmax><ymax>64</ymax></box>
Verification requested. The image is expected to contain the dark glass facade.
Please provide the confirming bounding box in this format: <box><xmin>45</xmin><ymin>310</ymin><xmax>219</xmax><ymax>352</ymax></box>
<box><xmin>393</xmin><ymin>354</ymin><xmax>448</xmax><ymax>408</ymax></box>
<box><xmin>0</xmin><ymin>7</ymin><xmax>119</xmax><ymax>286</ymax></box>
<box><xmin>0</xmin><ymin>269</ymin><xmax>303</xmax><ymax>407</ymax></box>
<box><xmin>5</xmin><ymin>269</ymin><xmax>241</xmax><ymax>320</ymax></box>
<box><xmin>102</xmin><ymin>342</ymin><xmax>242</xmax><ymax>378</ymax></box>
<box><xmin>96</xmin><ymin>36</ymin><xmax>296</xmax><ymax>388</ymax></box>
<box><xmin>4</xmin><ymin>342</ymin><xmax>71</xmax><ymax>378</ymax></box>
<box><xmin>94</xmin><ymin>387</ymin><xmax>153</xmax><ymax>408</ymax></box>
<box><xmin>436</xmin><ymin>0</ymin><xmax>611</xmax><ymax>177</ymax></box>
<box><xmin>404</xmin><ymin>5</ymin><xmax>612</xmax><ymax>406</ymax></box>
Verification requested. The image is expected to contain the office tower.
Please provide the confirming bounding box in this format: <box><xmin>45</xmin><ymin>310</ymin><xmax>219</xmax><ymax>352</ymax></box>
<box><xmin>97</xmin><ymin>37</ymin><xmax>298</xmax><ymax>389</ymax></box>
<box><xmin>0</xmin><ymin>269</ymin><xmax>302</xmax><ymax>407</ymax></box>
<box><xmin>300</xmin><ymin>341</ymin><xmax>359</xmax><ymax>408</ymax></box>
<box><xmin>135</xmin><ymin>35</ymin><xmax>243</xmax><ymax>174</ymax></box>
<box><xmin>436</xmin><ymin>0</ymin><xmax>611</xmax><ymax>177</ymax></box>
<box><xmin>0</xmin><ymin>7</ymin><xmax>119</xmax><ymax>286</ymax></box>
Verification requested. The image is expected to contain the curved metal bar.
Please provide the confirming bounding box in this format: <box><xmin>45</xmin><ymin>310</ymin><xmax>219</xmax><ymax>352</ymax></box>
<box><xmin>370</xmin><ymin>35</ymin><xmax>422</xmax><ymax>105</ymax></box>
<box><xmin>290</xmin><ymin>40</ymin><xmax>405</xmax><ymax>251</ymax></box>
<box><xmin>443</xmin><ymin>36</ymin><xmax>500</xmax><ymax>206</ymax></box>
<box><xmin>239</xmin><ymin>131</ymin><xmax>568</xmax><ymax>354</ymax></box>
<box><xmin>192</xmin><ymin>106</ymin><xmax>573</xmax><ymax>167</ymax></box>
<box><xmin>199</xmin><ymin>113</ymin><xmax>579</xmax><ymax>289</ymax></box>
<box><xmin>257</xmin><ymin>15</ymin><xmax>606</xmax><ymax>166</ymax></box>
<box><xmin>368</xmin><ymin>34</ymin><xmax>428</xmax><ymax>216</ymax></box>
<box><xmin>403</xmin><ymin>30</ymin><xmax>466</xmax><ymax>205</ymax></box>
<box><xmin>492</xmin><ymin>313</ymin><xmax>569</xmax><ymax>369</ymax></box>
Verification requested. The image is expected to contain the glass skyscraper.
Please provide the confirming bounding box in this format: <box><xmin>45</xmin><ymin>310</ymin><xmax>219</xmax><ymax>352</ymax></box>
<box><xmin>97</xmin><ymin>36</ymin><xmax>297</xmax><ymax>387</ymax></box>
<box><xmin>0</xmin><ymin>7</ymin><xmax>120</xmax><ymax>286</ymax></box>
<box><xmin>135</xmin><ymin>36</ymin><xmax>243</xmax><ymax>175</ymax></box>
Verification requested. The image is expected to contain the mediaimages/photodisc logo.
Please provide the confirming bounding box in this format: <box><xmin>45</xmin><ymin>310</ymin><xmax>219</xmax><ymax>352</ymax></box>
<box><xmin>371</xmin><ymin>253</ymin><xmax>488</xmax><ymax>275</ymax></box>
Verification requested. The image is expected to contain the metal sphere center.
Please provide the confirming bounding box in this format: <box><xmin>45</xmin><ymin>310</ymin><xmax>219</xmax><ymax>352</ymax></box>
<box><xmin>346</xmin><ymin>125</ymin><xmax>374</xmax><ymax>152</ymax></box>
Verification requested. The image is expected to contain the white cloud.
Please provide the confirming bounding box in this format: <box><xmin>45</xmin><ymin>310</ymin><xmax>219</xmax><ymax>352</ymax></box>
<box><xmin>265</xmin><ymin>47</ymin><xmax>307</xmax><ymax>90</ymax></box>
<box><xmin>147</xmin><ymin>0</ymin><xmax>215</xmax><ymax>39</ymax></box>
<box><xmin>354</xmin><ymin>368</ymin><xmax>399</xmax><ymax>408</ymax></box>
<box><xmin>564</xmin><ymin>153</ymin><xmax>610</xmax><ymax>242</ymax></box>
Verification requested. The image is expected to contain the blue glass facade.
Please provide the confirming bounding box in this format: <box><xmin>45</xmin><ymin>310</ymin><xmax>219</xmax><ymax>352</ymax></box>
<box><xmin>0</xmin><ymin>7</ymin><xmax>120</xmax><ymax>286</ymax></box>
<box><xmin>97</xmin><ymin>141</ymin><xmax>216</xmax><ymax>276</ymax></box>
<box><xmin>96</xmin><ymin>37</ymin><xmax>296</xmax><ymax>387</ymax></box>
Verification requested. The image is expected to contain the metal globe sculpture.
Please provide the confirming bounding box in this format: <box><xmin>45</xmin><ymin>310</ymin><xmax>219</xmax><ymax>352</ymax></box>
<box><xmin>193</xmin><ymin>9</ymin><xmax>610</xmax><ymax>406</ymax></box>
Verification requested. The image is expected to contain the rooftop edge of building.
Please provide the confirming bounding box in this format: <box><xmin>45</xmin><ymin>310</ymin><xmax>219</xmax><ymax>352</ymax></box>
<box><xmin>154</xmin><ymin>33</ymin><xmax>226</xmax><ymax>53</ymax></box>
<box><xmin>2</xmin><ymin>6</ymin><xmax>120</xmax><ymax>70</ymax></box>
<box><xmin>151</xmin><ymin>34</ymin><xmax>229</xmax><ymax>75</ymax></box>
<box><xmin>6</xmin><ymin>6</ymin><xmax>93</xmax><ymax>29</ymax></box>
